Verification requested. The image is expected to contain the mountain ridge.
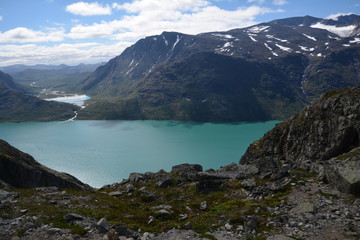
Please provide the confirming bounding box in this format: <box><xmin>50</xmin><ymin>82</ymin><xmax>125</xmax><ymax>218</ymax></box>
<box><xmin>77</xmin><ymin>14</ymin><xmax>360</xmax><ymax>122</ymax></box>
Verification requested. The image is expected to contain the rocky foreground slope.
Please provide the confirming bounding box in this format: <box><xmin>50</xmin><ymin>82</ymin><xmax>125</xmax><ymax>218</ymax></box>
<box><xmin>0</xmin><ymin>87</ymin><xmax>360</xmax><ymax>240</ymax></box>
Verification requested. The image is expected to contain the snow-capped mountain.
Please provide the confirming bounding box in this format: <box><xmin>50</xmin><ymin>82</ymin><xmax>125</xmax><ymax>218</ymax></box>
<box><xmin>77</xmin><ymin>14</ymin><xmax>360</xmax><ymax>122</ymax></box>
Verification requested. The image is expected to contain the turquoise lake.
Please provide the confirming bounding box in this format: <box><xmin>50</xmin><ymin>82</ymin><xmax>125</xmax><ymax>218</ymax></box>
<box><xmin>0</xmin><ymin>120</ymin><xmax>279</xmax><ymax>188</ymax></box>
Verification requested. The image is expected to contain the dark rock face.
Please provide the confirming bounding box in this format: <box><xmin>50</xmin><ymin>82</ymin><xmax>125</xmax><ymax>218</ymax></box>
<box><xmin>241</xmin><ymin>87</ymin><xmax>360</xmax><ymax>166</ymax></box>
<box><xmin>0</xmin><ymin>139</ymin><xmax>91</xmax><ymax>190</ymax></box>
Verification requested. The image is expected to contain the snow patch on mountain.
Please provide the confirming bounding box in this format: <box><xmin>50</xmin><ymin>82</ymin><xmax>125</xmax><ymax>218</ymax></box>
<box><xmin>299</xmin><ymin>46</ymin><xmax>315</xmax><ymax>52</ymax></box>
<box><xmin>249</xmin><ymin>35</ymin><xmax>257</xmax><ymax>42</ymax></box>
<box><xmin>350</xmin><ymin>38</ymin><xmax>360</xmax><ymax>43</ymax></box>
<box><xmin>211</xmin><ymin>33</ymin><xmax>234</xmax><ymax>39</ymax></box>
<box><xmin>311</xmin><ymin>23</ymin><xmax>356</xmax><ymax>37</ymax></box>
<box><xmin>303</xmin><ymin>34</ymin><xmax>317</xmax><ymax>41</ymax></box>
<box><xmin>264</xmin><ymin>43</ymin><xmax>273</xmax><ymax>51</ymax></box>
<box><xmin>215</xmin><ymin>41</ymin><xmax>234</xmax><ymax>53</ymax></box>
<box><xmin>172</xmin><ymin>35</ymin><xmax>182</xmax><ymax>51</ymax></box>
<box><xmin>163</xmin><ymin>35</ymin><xmax>168</xmax><ymax>46</ymax></box>
<box><xmin>248</xmin><ymin>25</ymin><xmax>270</xmax><ymax>34</ymax></box>
<box><xmin>266</xmin><ymin>35</ymin><xmax>288</xmax><ymax>43</ymax></box>
<box><xmin>276</xmin><ymin>44</ymin><xmax>292</xmax><ymax>52</ymax></box>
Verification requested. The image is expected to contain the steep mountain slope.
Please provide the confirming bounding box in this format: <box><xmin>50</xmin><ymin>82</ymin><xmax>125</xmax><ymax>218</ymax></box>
<box><xmin>78</xmin><ymin>14</ymin><xmax>360</xmax><ymax>122</ymax></box>
<box><xmin>79</xmin><ymin>53</ymin><xmax>308</xmax><ymax>121</ymax></box>
<box><xmin>0</xmin><ymin>71</ymin><xmax>79</xmax><ymax>122</ymax></box>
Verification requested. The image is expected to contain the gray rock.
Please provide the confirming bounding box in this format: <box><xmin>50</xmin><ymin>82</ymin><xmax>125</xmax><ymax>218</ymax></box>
<box><xmin>114</xmin><ymin>225</ymin><xmax>139</xmax><ymax>239</ymax></box>
<box><xmin>324</xmin><ymin>157</ymin><xmax>360</xmax><ymax>196</ymax></box>
<box><xmin>125</xmin><ymin>183</ymin><xmax>136</xmax><ymax>193</ymax></box>
<box><xmin>225</xmin><ymin>222</ymin><xmax>233</xmax><ymax>230</ymax></box>
<box><xmin>157</xmin><ymin>179</ymin><xmax>173</xmax><ymax>188</ymax></box>
<box><xmin>97</xmin><ymin>218</ymin><xmax>110</xmax><ymax>233</ymax></box>
<box><xmin>47</xmin><ymin>227</ymin><xmax>62</xmax><ymax>235</ymax></box>
<box><xmin>154</xmin><ymin>209</ymin><xmax>174</xmax><ymax>220</ymax></box>
<box><xmin>108</xmin><ymin>191</ymin><xmax>123</xmax><ymax>197</ymax></box>
<box><xmin>152</xmin><ymin>229</ymin><xmax>203</xmax><ymax>240</ymax></box>
<box><xmin>203</xmin><ymin>163</ymin><xmax>259</xmax><ymax>180</ymax></box>
<box><xmin>291</xmin><ymin>201</ymin><xmax>315</xmax><ymax>214</ymax></box>
<box><xmin>24</xmin><ymin>222</ymin><xmax>35</xmax><ymax>230</ymax></box>
<box><xmin>178</xmin><ymin>214</ymin><xmax>188</xmax><ymax>221</ymax></box>
<box><xmin>64</xmin><ymin>213</ymin><xmax>85</xmax><ymax>222</ymax></box>
<box><xmin>244</xmin><ymin>216</ymin><xmax>258</xmax><ymax>233</ymax></box>
<box><xmin>128</xmin><ymin>173</ymin><xmax>146</xmax><ymax>183</ymax></box>
<box><xmin>200</xmin><ymin>201</ymin><xmax>207</xmax><ymax>211</ymax></box>
<box><xmin>151</xmin><ymin>204</ymin><xmax>172</xmax><ymax>210</ymax></box>
<box><xmin>0</xmin><ymin>190</ymin><xmax>17</xmax><ymax>203</ymax></box>
<box><xmin>171</xmin><ymin>164</ymin><xmax>203</xmax><ymax>173</ymax></box>
<box><xmin>241</xmin><ymin>179</ymin><xmax>256</xmax><ymax>190</ymax></box>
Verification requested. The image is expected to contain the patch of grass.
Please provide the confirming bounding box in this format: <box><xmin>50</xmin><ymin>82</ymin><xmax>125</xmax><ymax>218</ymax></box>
<box><xmin>70</xmin><ymin>225</ymin><xmax>88</xmax><ymax>235</ymax></box>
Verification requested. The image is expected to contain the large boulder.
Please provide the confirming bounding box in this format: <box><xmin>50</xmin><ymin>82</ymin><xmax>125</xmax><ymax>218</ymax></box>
<box><xmin>0</xmin><ymin>139</ymin><xmax>91</xmax><ymax>190</ymax></box>
<box><xmin>324</xmin><ymin>156</ymin><xmax>360</xmax><ymax>196</ymax></box>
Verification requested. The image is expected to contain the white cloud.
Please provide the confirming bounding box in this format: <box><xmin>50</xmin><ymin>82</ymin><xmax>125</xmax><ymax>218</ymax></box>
<box><xmin>326</xmin><ymin>13</ymin><xmax>353</xmax><ymax>20</ymax></box>
<box><xmin>66</xmin><ymin>2</ymin><xmax>112</xmax><ymax>16</ymax></box>
<box><xmin>0</xmin><ymin>27</ymin><xmax>65</xmax><ymax>43</ymax></box>
<box><xmin>247</xmin><ymin>0</ymin><xmax>266</xmax><ymax>4</ymax></box>
<box><xmin>70</xmin><ymin>1</ymin><xmax>280</xmax><ymax>41</ymax></box>
<box><xmin>0</xmin><ymin>42</ymin><xmax>132</xmax><ymax>66</ymax></box>
<box><xmin>272</xmin><ymin>0</ymin><xmax>288</xmax><ymax>6</ymax></box>
<box><xmin>113</xmin><ymin>0</ymin><xmax>209</xmax><ymax>13</ymax></box>
<box><xmin>0</xmin><ymin>0</ymin><xmax>284</xmax><ymax>66</ymax></box>
<box><xmin>0</xmin><ymin>16</ymin><xmax>3</xmax><ymax>21</ymax></box>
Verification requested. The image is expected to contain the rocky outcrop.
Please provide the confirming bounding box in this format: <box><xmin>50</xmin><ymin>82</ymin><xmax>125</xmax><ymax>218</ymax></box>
<box><xmin>0</xmin><ymin>139</ymin><xmax>91</xmax><ymax>190</ymax></box>
<box><xmin>241</xmin><ymin>87</ymin><xmax>360</xmax><ymax>167</ymax></box>
<box><xmin>324</xmin><ymin>155</ymin><xmax>360</xmax><ymax>196</ymax></box>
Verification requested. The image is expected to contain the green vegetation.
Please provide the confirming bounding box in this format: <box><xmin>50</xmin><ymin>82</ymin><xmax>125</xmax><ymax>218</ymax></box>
<box><xmin>4</xmin><ymin>172</ymin><xmax>297</xmax><ymax>238</ymax></box>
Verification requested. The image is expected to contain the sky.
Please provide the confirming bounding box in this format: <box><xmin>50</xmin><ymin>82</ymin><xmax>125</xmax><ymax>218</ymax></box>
<box><xmin>0</xmin><ymin>0</ymin><xmax>359</xmax><ymax>66</ymax></box>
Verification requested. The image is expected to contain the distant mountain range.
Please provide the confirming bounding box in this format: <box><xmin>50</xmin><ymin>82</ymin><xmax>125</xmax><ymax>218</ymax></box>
<box><xmin>1</xmin><ymin>15</ymin><xmax>360</xmax><ymax>122</ymax></box>
<box><xmin>77</xmin><ymin>14</ymin><xmax>360</xmax><ymax>122</ymax></box>
<box><xmin>0</xmin><ymin>63</ymin><xmax>104</xmax><ymax>95</ymax></box>
<box><xmin>0</xmin><ymin>63</ymin><xmax>104</xmax><ymax>74</ymax></box>
<box><xmin>0</xmin><ymin>71</ymin><xmax>79</xmax><ymax>122</ymax></box>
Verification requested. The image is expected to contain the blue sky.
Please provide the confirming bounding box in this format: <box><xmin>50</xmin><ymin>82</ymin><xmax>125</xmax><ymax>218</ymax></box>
<box><xmin>0</xmin><ymin>0</ymin><xmax>359</xmax><ymax>66</ymax></box>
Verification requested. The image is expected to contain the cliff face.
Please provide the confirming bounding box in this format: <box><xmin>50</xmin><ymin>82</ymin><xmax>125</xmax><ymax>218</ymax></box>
<box><xmin>241</xmin><ymin>87</ymin><xmax>360</xmax><ymax>165</ymax></box>
<box><xmin>0</xmin><ymin>139</ymin><xmax>91</xmax><ymax>190</ymax></box>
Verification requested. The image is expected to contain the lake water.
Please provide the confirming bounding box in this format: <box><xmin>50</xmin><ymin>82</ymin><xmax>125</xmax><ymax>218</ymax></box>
<box><xmin>44</xmin><ymin>94</ymin><xmax>90</xmax><ymax>107</ymax></box>
<box><xmin>0</xmin><ymin>120</ymin><xmax>279</xmax><ymax>188</ymax></box>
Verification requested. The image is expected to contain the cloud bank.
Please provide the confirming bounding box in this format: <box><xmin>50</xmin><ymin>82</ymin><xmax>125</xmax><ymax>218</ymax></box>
<box><xmin>0</xmin><ymin>0</ymin><xmax>285</xmax><ymax>66</ymax></box>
